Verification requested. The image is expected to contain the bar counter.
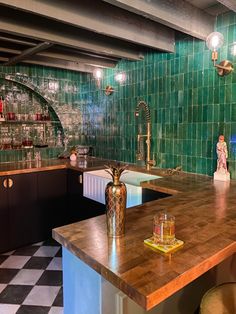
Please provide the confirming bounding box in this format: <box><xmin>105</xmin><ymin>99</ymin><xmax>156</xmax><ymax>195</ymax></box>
<box><xmin>53</xmin><ymin>168</ymin><xmax>236</xmax><ymax>311</ymax></box>
<box><xmin>1</xmin><ymin>158</ymin><xmax>235</xmax><ymax>311</ymax></box>
<box><xmin>0</xmin><ymin>156</ymin><xmax>109</xmax><ymax>175</ymax></box>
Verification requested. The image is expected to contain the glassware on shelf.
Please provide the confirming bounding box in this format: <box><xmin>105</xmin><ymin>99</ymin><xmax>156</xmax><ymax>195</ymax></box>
<box><xmin>0</xmin><ymin>80</ymin><xmax>62</xmax><ymax>156</ymax></box>
<box><xmin>45</xmin><ymin>127</ymin><xmax>54</xmax><ymax>147</ymax></box>
<box><xmin>56</xmin><ymin>130</ymin><xmax>63</xmax><ymax>147</ymax></box>
<box><xmin>35</xmin><ymin>151</ymin><xmax>42</xmax><ymax>162</ymax></box>
<box><xmin>22</xmin><ymin>127</ymin><xmax>33</xmax><ymax>148</ymax></box>
<box><xmin>1</xmin><ymin>127</ymin><xmax>11</xmax><ymax>149</ymax></box>
<box><xmin>43</xmin><ymin>105</ymin><xmax>50</xmax><ymax>121</ymax></box>
<box><xmin>7</xmin><ymin>112</ymin><xmax>16</xmax><ymax>121</ymax></box>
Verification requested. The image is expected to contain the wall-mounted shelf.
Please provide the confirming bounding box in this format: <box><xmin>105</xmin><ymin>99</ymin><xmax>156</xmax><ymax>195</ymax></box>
<box><xmin>0</xmin><ymin>73</ymin><xmax>64</xmax><ymax>153</ymax></box>
<box><xmin>0</xmin><ymin>120</ymin><xmax>61</xmax><ymax>125</ymax></box>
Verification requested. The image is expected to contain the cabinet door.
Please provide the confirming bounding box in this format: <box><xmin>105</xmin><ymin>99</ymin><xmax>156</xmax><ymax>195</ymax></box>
<box><xmin>9</xmin><ymin>173</ymin><xmax>38</xmax><ymax>249</ymax></box>
<box><xmin>0</xmin><ymin>177</ymin><xmax>10</xmax><ymax>253</ymax></box>
<box><xmin>37</xmin><ymin>169</ymin><xmax>67</xmax><ymax>238</ymax></box>
<box><xmin>67</xmin><ymin>169</ymin><xmax>84</xmax><ymax>222</ymax></box>
<box><xmin>67</xmin><ymin>169</ymin><xmax>105</xmax><ymax>222</ymax></box>
<box><xmin>67</xmin><ymin>169</ymin><xmax>83</xmax><ymax>196</ymax></box>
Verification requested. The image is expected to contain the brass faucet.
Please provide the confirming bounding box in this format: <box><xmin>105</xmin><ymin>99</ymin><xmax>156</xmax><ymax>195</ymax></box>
<box><xmin>135</xmin><ymin>101</ymin><xmax>155</xmax><ymax>171</ymax></box>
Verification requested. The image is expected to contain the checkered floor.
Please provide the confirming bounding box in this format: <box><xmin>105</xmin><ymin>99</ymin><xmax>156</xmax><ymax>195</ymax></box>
<box><xmin>0</xmin><ymin>239</ymin><xmax>63</xmax><ymax>314</ymax></box>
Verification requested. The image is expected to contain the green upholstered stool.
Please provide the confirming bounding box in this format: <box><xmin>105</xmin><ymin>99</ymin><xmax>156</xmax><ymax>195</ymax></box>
<box><xmin>200</xmin><ymin>282</ymin><xmax>236</xmax><ymax>314</ymax></box>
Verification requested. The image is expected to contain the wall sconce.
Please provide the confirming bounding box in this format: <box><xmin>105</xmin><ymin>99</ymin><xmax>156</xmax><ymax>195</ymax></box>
<box><xmin>115</xmin><ymin>72</ymin><xmax>126</xmax><ymax>83</ymax></box>
<box><xmin>93</xmin><ymin>68</ymin><xmax>103</xmax><ymax>87</ymax></box>
<box><xmin>104</xmin><ymin>85</ymin><xmax>115</xmax><ymax>95</ymax></box>
<box><xmin>206</xmin><ymin>32</ymin><xmax>233</xmax><ymax>76</ymax></box>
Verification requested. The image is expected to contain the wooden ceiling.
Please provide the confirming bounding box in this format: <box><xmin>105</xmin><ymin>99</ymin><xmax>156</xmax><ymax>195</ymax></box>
<box><xmin>0</xmin><ymin>0</ymin><xmax>235</xmax><ymax>73</ymax></box>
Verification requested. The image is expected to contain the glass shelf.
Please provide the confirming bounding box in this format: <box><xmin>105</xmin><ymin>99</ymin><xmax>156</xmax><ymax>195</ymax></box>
<box><xmin>0</xmin><ymin>146</ymin><xmax>50</xmax><ymax>151</ymax></box>
<box><xmin>0</xmin><ymin>120</ymin><xmax>60</xmax><ymax>124</ymax></box>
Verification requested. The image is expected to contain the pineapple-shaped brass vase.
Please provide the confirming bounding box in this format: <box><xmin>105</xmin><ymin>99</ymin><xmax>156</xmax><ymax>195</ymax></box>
<box><xmin>105</xmin><ymin>164</ymin><xmax>127</xmax><ymax>237</ymax></box>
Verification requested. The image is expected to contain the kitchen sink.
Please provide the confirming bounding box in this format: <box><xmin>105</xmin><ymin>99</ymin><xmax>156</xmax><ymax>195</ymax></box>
<box><xmin>83</xmin><ymin>169</ymin><xmax>161</xmax><ymax>208</ymax></box>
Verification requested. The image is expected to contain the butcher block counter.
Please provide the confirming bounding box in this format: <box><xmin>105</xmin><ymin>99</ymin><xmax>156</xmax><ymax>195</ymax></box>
<box><xmin>53</xmin><ymin>167</ymin><xmax>236</xmax><ymax>313</ymax></box>
<box><xmin>0</xmin><ymin>156</ymin><xmax>109</xmax><ymax>175</ymax></box>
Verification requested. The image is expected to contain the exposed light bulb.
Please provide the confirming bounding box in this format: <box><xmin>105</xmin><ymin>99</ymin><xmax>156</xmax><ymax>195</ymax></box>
<box><xmin>206</xmin><ymin>32</ymin><xmax>224</xmax><ymax>51</ymax></box>
<box><xmin>211</xmin><ymin>35</ymin><xmax>220</xmax><ymax>49</ymax></box>
<box><xmin>93</xmin><ymin>68</ymin><xmax>103</xmax><ymax>80</ymax></box>
<box><xmin>115</xmin><ymin>72</ymin><xmax>126</xmax><ymax>83</ymax></box>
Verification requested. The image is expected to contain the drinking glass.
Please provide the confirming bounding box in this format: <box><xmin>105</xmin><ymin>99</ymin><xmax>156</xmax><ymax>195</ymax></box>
<box><xmin>153</xmin><ymin>212</ymin><xmax>175</xmax><ymax>245</ymax></box>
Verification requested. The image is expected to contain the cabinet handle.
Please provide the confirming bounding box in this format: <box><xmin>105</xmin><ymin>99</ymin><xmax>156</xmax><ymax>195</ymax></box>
<box><xmin>78</xmin><ymin>175</ymin><xmax>83</xmax><ymax>184</ymax></box>
<box><xmin>8</xmin><ymin>178</ymin><xmax>13</xmax><ymax>188</ymax></box>
<box><xmin>3</xmin><ymin>179</ymin><xmax>8</xmax><ymax>188</ymax></box>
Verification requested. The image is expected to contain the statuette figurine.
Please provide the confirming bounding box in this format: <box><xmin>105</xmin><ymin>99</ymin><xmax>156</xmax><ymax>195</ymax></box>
<box><xmin>214</xmin><ymin>135</ymin><xmax>230</xmax><ymax>181</ymax></box>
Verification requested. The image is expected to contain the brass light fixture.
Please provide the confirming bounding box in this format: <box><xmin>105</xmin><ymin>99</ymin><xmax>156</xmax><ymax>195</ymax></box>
<box><xmin>206</xmin><ymin>32</ymin><xmax>233</xmax><ymax>76</ymax></box>
<box><xmin>104</xmin><ymin>85</ymin><xmax>115</xmax><ymax>95</ymax></box>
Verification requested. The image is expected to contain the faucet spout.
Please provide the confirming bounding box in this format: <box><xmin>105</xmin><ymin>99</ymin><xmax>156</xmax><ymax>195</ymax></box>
<box><xmin>135</xmin><ymin>101</ymin><xmax>155</xmax><ymax>170</ymax></box>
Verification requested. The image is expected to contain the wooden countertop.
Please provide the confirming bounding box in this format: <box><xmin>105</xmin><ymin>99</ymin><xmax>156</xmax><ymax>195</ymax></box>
<box><xmin>53</xmin><ymin>174</ymin><xmax>236</xmax><ymax>310</ymax></box>
<box><xmin>1</xmin><ymin>157</ymin><xmax>236</xmax><ymax>309</ymax></box>
<box><xmin>0</xmin><ymin>157</ymin><xmax>110</xmax><ymax>176</ymax></box>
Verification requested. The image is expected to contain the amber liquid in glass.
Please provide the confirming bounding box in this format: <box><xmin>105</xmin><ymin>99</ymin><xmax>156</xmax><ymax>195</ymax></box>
<box><xmin>153</xmin><ymin>213</ymin><xmax>175</xmax><ymax>245</ymax></box>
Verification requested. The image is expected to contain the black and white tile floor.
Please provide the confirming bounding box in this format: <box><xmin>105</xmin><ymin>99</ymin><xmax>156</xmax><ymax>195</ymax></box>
<box><xmin>0</xmin><ymin>239</ymin><xmax>63</xmax><ymax>314</ymax></box>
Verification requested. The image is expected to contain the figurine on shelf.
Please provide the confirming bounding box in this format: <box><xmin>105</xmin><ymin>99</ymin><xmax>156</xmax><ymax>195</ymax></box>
<box><xmin>214</xmin><ymin>135</ymin><xmax>230</xmax><ymax>181</ymax></box>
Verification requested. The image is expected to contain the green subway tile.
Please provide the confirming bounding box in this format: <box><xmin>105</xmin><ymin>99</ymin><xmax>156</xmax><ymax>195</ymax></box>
<box><xmin>231</xmin><ymin>104</ymin><xmax>236</xmax><ymax>121</ymax></box>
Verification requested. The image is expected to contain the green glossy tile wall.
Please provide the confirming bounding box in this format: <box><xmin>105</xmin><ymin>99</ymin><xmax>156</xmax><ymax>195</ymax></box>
<box><xmin>82</xmin><ymin>11</ymin><xmax>236</xmax><ymax>179</ymax></box>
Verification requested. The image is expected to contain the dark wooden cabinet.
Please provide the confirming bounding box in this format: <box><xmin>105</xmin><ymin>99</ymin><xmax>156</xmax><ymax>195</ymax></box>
<box><xmin>0</xmin><ymin>177</ymin><xmax>10</xmax><ymax>253</ymax></box>
<box><xmin>0</xmin><ymin>169</ymin><xmax>67</xmax><ymax>253</ymax></box>
<box><xmin>0</xmin><ymin>173</ymin><xmax>38</xmax><ymax>253</ymax></box>
<box><xmin>37</xmin><ymin>169</ymin><xmax>67</xmax><ymax>239</ymax></box>
<box><xmin>9</xmin><ymin>173</ymin><xmax>38</xmax><ymax>249</ymax></box>
<box><xmin>0</xmin><ymin>168</ymin><xmax>106</xmax><ymax>253</ymax></box>
<box><xmin>67</xmin><ymin>169</ymin><xmax>105</xmax><ymax>222</ymax></box>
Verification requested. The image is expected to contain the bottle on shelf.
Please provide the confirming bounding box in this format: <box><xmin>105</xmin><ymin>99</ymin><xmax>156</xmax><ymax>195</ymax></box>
<box><xmin>0</xmin><ymin>97</ymin><xmax>5</xmax><ymax>121</ymax></box>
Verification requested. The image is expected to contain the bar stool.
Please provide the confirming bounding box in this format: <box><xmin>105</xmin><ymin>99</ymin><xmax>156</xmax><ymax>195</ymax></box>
<box><xmin>200</xmin><ymin>282</ymin><xmax>236</xmax><ymax>314</ymax></box>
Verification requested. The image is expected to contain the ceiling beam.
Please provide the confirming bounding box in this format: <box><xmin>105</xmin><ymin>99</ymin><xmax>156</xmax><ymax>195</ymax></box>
<box><xmin>0</xmin><ymin>0</ymin><xmax>174</xmax><ymax>52</ymax></box>
<box><xmin>102</xmin><ymin>0</ymin><xmax>215</xmax><ymax>40</ymax></box>
<box><xmin>0</xmin><ymin>55</ymin><xmax>95</xmax><ymax>73</ymax></box>
<box><xmin>0</xmin><ymin>47</ymin><xmax>19</xmax><ymax>54</ymax></box>
<box><xmin>39</xmin><ymin>50</ymin><xmax>118</xmax><ymax>68</ymax></box>
<box><xmin>0</xmin><ymin>35</ymin><xmax>36</xmax><ymax>46</ymax></box>
<box><xmin>0</xmin><ymin>46</ymin><xmax>118</xmax><ymax>68</ymax></box>
<box><xmin>23</xmin><ymin>55</ymin><xmax>95</xmax><ymax>73</ymax></box>
<box><xmin>216</xmin><ymin>0</ymin><xmax>236</xmax><ymax>12</ymax></box>
<box><xmin>4</xmin><ymin>42</ymin><xmax>53</xmax><ymax>65</ymax></box>
<box><xmin>0</xmin><ymin>8</ymin><xmax>143</xmax><ymax>60</ymax></box>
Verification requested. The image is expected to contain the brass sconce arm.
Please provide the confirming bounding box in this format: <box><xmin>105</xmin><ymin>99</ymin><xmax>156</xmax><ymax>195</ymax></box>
<box><xmin>214</xmin><ymin>60</ymin><xmax>233</xmax><ymax>76</ymax></box>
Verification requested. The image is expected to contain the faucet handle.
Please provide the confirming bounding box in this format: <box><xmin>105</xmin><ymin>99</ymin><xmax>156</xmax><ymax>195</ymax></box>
<box><xmin>147</xmin><ymin>153</ymin><xmax>156</xmax><ymax>167</ymax></box>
